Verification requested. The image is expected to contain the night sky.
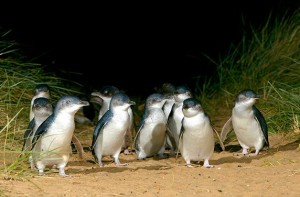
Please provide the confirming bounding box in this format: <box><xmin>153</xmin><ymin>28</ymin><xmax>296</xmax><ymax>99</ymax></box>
<box><xmin>1</xmin><ymin>1</ymin><xmax>298</xmax><ymax>97</ymax></box>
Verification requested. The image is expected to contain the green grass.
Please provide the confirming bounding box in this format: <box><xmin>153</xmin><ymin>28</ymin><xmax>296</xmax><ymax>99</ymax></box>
<box><xmin>0</xmin><ymin>30</ymin><xmax>85</xmax><ymax>177</ymax></box>
<box><xmin>197</xmin><ymin>8</ymin><xmax>300</xmax><ymax>134</ymax></box>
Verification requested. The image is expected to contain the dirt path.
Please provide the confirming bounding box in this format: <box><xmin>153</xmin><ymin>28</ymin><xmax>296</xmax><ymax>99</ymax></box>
<box><xmin>1</xmin><ymin>132</ymin><xmax>300</xmax><ymax>197</ymax></box>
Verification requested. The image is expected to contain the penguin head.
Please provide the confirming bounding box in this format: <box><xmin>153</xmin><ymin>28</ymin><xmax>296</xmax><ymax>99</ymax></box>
<box><xmin>145</xmin><ymin>93</ymin><xmax>167</xmax><ymax>109</ymax></box>
<box><xmin>173</xmin><ymin>85</ymin><xmax>192</xmax><ymax>103</ymax></box>
<box><xmin>91</xmin><ymin>85</ymin><xmax>120</xmax><ymax>103</ymax></box>
<box><xmin>182</xmin><ymin>98</ymin><xmax>203</xmax><ymax>117</ymax></box>
<box><xmin>32</xmin><ymin>97</ymin><xmax>53</xmax><ymax>116</ymax></box>
<box><xmin>34</xmin><ymin>84</ymin><xmax>50</xmax><ymax>98</ymax></box>
<box><xmin>155</xmin><ymin>83</ymin><xmax>176</xmax><ymax>97</ymax></box>
<box><xmin>100</xmin><ymin>85</ymin><xmax>120</xmax><ymax>97</ymax></box>
<box><xmin>235</xmin><ymin>89</ymin><xmax>260</xmax><ymax>107</ymax></box>
<box><xmin>89</xmin><ymin>96</ymin><xmax>104</xmax><ymax>106</ymax></box>
<box><xmin>55</xmin><ymin>95</ymin><xmax>90</xmax><ymax>115</ymax></box>
<box><xmin>109</xmin><ymin>92</ymin><xmax>135</xmax><ymax>111</ymax></box>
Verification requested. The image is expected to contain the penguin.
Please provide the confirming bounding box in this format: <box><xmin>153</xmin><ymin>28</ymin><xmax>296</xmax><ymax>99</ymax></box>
<box><xmin>133</xmin><ymin>93</ymin><xmax>169</xmax><ymax>160</ymax></box>
<box><xmin>31</xmin><ymin>95</ymin><xmax>89</xmax><ymax>176</ymax></box>
<box><xmin>29</xmin><ymin>84</ymin><xmax>50</xmax><ymax>121</ymax></box>
<box><xmin>177</xmin><ymin>98</ymin><xmax>225</xmax><ymax>168</ymax></box>
<box><xmin>220</xmin><ymin>89</ymin><xmax>269</xmax><ymax>156</ymax></box>
<box><xmin>28</xmin><ymin>84</ymin><xmax>85</xmax><ymax>159</ymax></box>
<box><xmin>22</xmin><ymin>97</ymin><xmax>53</xmax><ymax>169</ymax></box>
<box><xmin>91</xmin><ymin>92</ymin><xmax>135</xmax><ymax>167</ymax></box>
<box><xmin>166</xmin><ymin>85</ymin><xmax>192</xmax><ymax>152</ymax></box>
<box><xmin>91</xmin><ymin>85</ymin><xmax>135</xmax><ymax>154</ymax></box>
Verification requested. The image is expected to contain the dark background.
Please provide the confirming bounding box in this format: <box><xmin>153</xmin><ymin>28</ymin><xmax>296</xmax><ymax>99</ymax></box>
<box><xmin>0</xmin><ymin>1</ymin><xmax>299</xmax><ymax>98</ymax></box>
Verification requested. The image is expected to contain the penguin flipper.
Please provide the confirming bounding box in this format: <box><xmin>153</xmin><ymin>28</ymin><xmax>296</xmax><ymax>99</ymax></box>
<box><xmin>166</xmin><ymin>126</ymin><xmax>178</xmax><ymax>152</ymax></box>
<box><xmin>253</xmin><ymin>106</ymin><xmax>269</xmax><ymax>147</ymax></box>
<box><xmin>133</xmin><ymin>120</ymin><xmax>145</xmax><ymax>152</ymax></box>
<box><xmin>165</xmin><ymin>103</ymin><xmax>177</xmax><ymax>151</ymax></box>
<box><xmin>166</xmin><ymin>103</ymin><xmax>175</xmax><ymax>122</ymax></box>
<box><xmin>31</xmin><ymin>115</ymin><xmax>53</xmax><ymax>150</ymax></box>
<box><xmin>91</xmin><ymin>111</ymin><xmax>112</xmax><ymax>156</ymax></box>
<box><xmin>220</xmin><ymin>117</ymin><xmax>233</xmax><ymax>143</ymax></box>
<box><xmin>22</xmin><ymin>119</ymin><xmax>35</xmax><ymax>151</ymax></box>
<box><xmin>175</xmin><ymin>118</ymin><xmax>185</xmax><ymax>160</ymax></box>
<box><xmin>212</xmin><ymin>126</ymin><xmax>225</xmax><ymax>151</ymax></box>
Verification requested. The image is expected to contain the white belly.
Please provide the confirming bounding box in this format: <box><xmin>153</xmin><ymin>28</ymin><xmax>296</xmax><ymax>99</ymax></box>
<box><xmin>180</xmin><ymin>117</ymin><xmax>214</xmax><ymax>161</ymax></box>
<box><xmin>232</xmin><ymin>109</ymin><xmax>264</xmax><ymax>149</ymax></box>
<box><xmin>138</xmin><ymin>123</ymin><xmax>167</xmax><ymax>157</ymax></box>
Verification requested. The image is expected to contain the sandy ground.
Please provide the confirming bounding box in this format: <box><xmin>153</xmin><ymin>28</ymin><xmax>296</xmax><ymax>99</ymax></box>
<box><xmin>1</xmin><ymin>125</ymin><xmax>300</xmax><ymax>197</ymax></box>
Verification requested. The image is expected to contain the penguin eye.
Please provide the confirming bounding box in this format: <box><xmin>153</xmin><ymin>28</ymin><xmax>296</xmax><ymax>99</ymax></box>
<box><xmin>155</xmin><ymin>98</ymin><xmax>161</xmax><ymax>102</ymax></box>
<box><xmin>239</xmin><ymin>95</ymin><xmax>247</xmax><ymax>101</ymax></box>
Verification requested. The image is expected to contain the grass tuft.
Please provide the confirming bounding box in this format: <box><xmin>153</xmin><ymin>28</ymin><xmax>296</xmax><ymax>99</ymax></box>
<box><xmin>199</xmin><ymin>9</ymin><xmax>300</xmax><ymax>134</ymax></box>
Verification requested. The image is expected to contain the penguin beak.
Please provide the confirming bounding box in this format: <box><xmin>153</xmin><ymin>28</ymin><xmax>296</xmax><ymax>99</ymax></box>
<box><xmin>91</xmin><ymin>91</ymin><xmax>101</xmax><ymax>97</ymax></box>
<box><xmin>80</xmin><ymin>101</ymin><xmax>90</xmax><ymax>106</ymax></box>
<box><xmin>129</xmin><ymin>101</ymin><xmax>136</xmax><ymax>106</ymax></box>
<box><xmin>255</xmin><ymin>94</ymin><xmax>261</xmax><ymax>99</ymax></box>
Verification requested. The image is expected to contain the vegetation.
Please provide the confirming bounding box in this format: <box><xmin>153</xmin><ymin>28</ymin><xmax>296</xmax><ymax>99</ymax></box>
<box><xmin>0</xmin><ymin>32</ymin><xmax>84</xmax><ymax>176</ymax></box>
<box><xmin>198</xmin><ymin>9</ymin><xmax>300</xmax><ymax>134</ymax></box>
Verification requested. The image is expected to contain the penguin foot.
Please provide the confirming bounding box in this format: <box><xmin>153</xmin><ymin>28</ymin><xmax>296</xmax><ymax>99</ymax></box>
<box><xmin>38</xmin><ymin>170</ymin><xmax>45</xmax><ymax>176</ymax></box>
<box><xmin>59</xmin><ymin>168</ymin><xmax>69</xmax><ymax>177</ymax></box>
<box><xmin>116</xmin><ymin>162</ymin><xmax>128</xmax><ymax>166</ymax></box>
<box><xmin>186</xmin><ymin>161</ymin><xmax>195</xmax><ymax>168</ymax></box>
<box><xmin>234</xmin><ymin>148</ymin><xmax>249</xmax><ymax>156</ymax></box>
<box><xmin>158</xmin><ymin>154</ymin><xmax>168</xmax><ymax>159</ymax></box>
<box><xmin>98</xmin><ymin>162</ymin><xmax>104</xmax><ymax>167</ymax></box>
<box><xmin>186</xmin><ymin>164</ymin><xmax>194</xmax><ymax>168</ymax></box>
<box><xmin>233</xmin><ymin>152</ymin><xmax>249</xmax><ymax>156</ymax></box>
<box><xmin>203</xmin><ymin>164</ymin><xmax>214</xmax><ymax>168</ymax></box>
<box><xmin>203</xmin><ymin>160</ymin><xmax>214</xmax><ymax>168</ymax></box>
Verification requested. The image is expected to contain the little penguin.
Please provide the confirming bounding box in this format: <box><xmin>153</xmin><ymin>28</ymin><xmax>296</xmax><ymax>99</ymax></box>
<box><xmin>220</xmin><ymin>89</ymin><xmax>269</xmax><ymax>156</ymax></box>
<box><xmin>133</xmin><ymin>93</ymin><xmax>168</xmax><ymax>160</ymax></box>
<box><xmin>29</xmin><ymin>84</ymin><xmax>50</xmax><ymax>121</ymax></box>
<box><xmin>28</xmin><ymin>84</ymin><xmax>84</xmax><ymax>159</ymax></box>
<box><xmin>22</xmin><ymin>97</ymin><xmax>53</xmax><ymax>169</ymax></box>
<box><xmin>177</xmin><ymin>98</ymin><xmax>224</xmax><ymax>168</ymax></box>
<box><xmin>91</xmin><ymin>92</ymin><xmax>135</xmax><ymax>167</ymax></box>
<box><xmin>166</xmin><ymin>85</ymin><xmax>192</xmax><ymax>152</ymax></box>
<box><xmin>91</xmin><ymin>85</ymin><xmax>135</xmax><ymax>154</ymax></box>
<box><xmin>31</xmin><ymin>95</ymin><xmax>89</xmax><ymax>176</ymax></box>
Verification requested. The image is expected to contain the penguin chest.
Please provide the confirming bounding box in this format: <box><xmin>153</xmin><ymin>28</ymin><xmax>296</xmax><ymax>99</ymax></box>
<box><xmin>138</xmin><ymin>123</ymin><xmax>167</xmax><ymax>155</ymax></box>
<box><xmin>168</xmin><ymin>106</ymin><xmax>183</xmax><ymax>144</ymax></box>
<box><xmin>181</xmin><ymin>117</ymin><xmax>214</xmax><ymax>161</ymax></box>
<box><xmin>41</xmin><ymin>114</ymin><xmax>75</xmax><ymax>152</ymax></box>
<box><xmin>232</xmin><ymin>110</ymin><xmax>263</xmax><ymax>147</ymax></box>
<box><xmin>173</xmin><ymin>106</ymin><xmax>184</xmax><ymax>132</ymax></box>
<box><xmin>163</xmin><ymin>100</ymin><xmax>174</xmax><ymax>118</ymax></box>
<box><xmin>138</xmin><ymin>111</ymin><xmax>167</xmax><ymax>155</ymax></box>
<box><xmin>100</xmin><ymin>113</ymin><xmax>129</xmax><ymax>155</ymax></box>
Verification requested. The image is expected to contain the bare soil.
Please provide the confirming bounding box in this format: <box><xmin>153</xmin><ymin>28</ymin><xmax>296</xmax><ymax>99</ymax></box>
<box><xmin>1</xmin><ymin>124</ymin><xmax>300</xmax><ymax>197</ymax></box>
